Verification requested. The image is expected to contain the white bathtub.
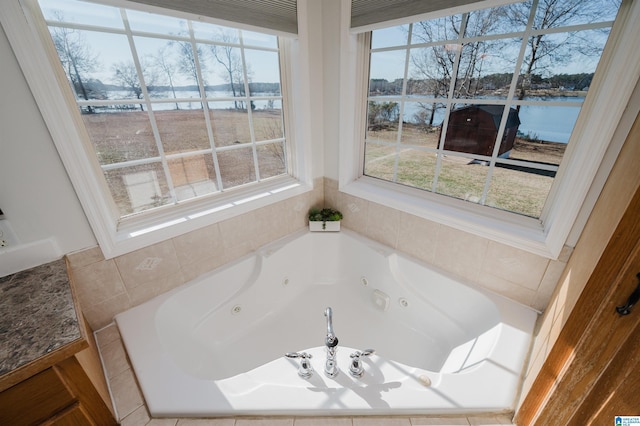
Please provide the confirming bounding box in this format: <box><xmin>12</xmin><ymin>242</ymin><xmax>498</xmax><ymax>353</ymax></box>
<box><xmin>115</xmin><ymin>229</ymin><xmax>537</xmax><ymax>417</ymax></box>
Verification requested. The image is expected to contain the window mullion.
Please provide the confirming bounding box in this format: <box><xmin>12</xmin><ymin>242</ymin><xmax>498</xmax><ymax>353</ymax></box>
<box><xmin>239</xmin><ymin>31</ymin><xmax>261</xmax><ymax>182</ymax></box>
<box><xmin>392</xmin><ymin>23</ymin><xmax>413</xmax><ymax>183</ymax></box>
<box><xmin>188</xmin><ymin>21</ymin><xmax>224</xmax><ymax>192</ymax></box>
<box><xmin>120</xmin><ymin>7</ymin><xmax>178</xmax><ymax>205</ymax></box>
<box><xmin>431</xmin><ymin>12</ymin><xmax>468</xmax><ymax>193</ymax></box>
<box><xmin>479</xmin><ymin>0</ymin><xmax>540</xmax><ymax>205</ymax></box>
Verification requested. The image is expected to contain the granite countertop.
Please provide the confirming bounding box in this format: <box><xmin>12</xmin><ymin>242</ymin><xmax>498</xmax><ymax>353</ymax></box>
<box><xmin>0</xmin><ymin>259</ymin><xmax>82</xmax><ymax>376</ymax></box>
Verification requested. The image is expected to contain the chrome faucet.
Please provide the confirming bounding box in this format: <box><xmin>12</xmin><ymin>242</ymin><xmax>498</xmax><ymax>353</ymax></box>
<box><xmin>324</xmin><ymin>307</ymin><xmax>339</xmax><ymax>378</ymax></box>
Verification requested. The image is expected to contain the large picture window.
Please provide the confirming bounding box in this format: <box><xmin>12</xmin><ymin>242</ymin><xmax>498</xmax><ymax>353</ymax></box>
<box><xmin>40</xmin><ymin>0</ymin><xmax>288</xmax><ymax>219</ymax></box>
<box><xmin>364</xmin><ymin>0</ymin><xmax>620</xmax><ymax>218</ymax></box>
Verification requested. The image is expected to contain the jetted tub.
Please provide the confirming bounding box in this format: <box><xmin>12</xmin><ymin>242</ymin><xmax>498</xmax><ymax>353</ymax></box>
<box><xmin>115</xmin><ymin>229</ymin><xmax>537</xmax><ymax>417</ymax></box>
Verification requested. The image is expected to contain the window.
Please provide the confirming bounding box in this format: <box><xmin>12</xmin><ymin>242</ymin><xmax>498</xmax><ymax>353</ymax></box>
<box><xmin>41</xmin><ymin>0</ymin><xmax>288</xmax><ymax>217</ymax></box>
<box><xmin>1</xmin><ymin>0</ymin><xmax>312</xmax><ymax>258</ymax></box>
<box><xmin>340</xmin><ymin>0</ymin><xmax>640</xmax><ymax>258</ymax></box>
<box><xmin>364</xmin><ymin>1</ymin><xmax>619</xmax><ymax>219</ymax></box>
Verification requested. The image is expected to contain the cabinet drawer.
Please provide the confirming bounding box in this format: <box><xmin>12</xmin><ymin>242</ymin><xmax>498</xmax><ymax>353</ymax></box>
<box><xmin>0</xmin><ymin>367</ymin><xmax>75</xmax><ymax>426</ymax></box>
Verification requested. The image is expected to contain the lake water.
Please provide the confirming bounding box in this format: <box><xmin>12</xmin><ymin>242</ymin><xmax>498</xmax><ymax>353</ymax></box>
<box><xmin>398</xmin><ymin>97</ymin><xmax>583</xmax><ymax>144</ymax></box>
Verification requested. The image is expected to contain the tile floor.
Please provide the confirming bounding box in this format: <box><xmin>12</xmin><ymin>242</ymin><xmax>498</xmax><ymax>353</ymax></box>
<box><xmin>95</xmin><ymin>324</ymin><xmax>515</xmax><ymax>426</ymax></box>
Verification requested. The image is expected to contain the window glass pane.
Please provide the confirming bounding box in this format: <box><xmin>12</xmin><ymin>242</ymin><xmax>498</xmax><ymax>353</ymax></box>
<box><xmin>154</xmin><ymin>105</ymin><xmax>211</xmax><ymax>154</ymax></box>
<box><xmin>371</xmin><ymin>25</ymin><xmax>409</xmax><ymax>49</ymax></box>
<box><xmin>408</xmin><ymin>46</ymin><xmax>454</xmax><ymax>97</ymax></box>
<box><xmin>218</xmin><ymin>147</ymin><xmax>256</xmax><ymax>189</ymax></box>
<box><xmin>170</xmin><ymin>41</ymin><xmax>205</xmax><ymax>88</ymax></box>
<box><xmin>465</xmin><ymin>5</ymin><xmax>526</xmax><ymax>37</ymax></box>
<box><xmin>411</xmin><ymin>16</ymin><xmax>462</xmax><ymax>44</ymax></box>
<box><xmin>81</xmin><ymin>108</ymin><xmax>158</xmax><ymax>164</ymax></box>
<box><xmin>396</xmin><ymin>149</ymin><xmax>436</xmax><ymax>190</ymax></box>
<box><xmin>241</xmin><ymin>30</ymin><xmax>278</xmax><ymax>49</ymax></box>
<box><xmin>435</xmin><ymin>155</ymin><xmax>488</xmax><ymax>202</ymax></box>
<box><xmin>454</xmin><ymin>39</ymin><xmax>520</xmax><ymax>100</ymax></box>
<box><xmin>532</xmin><ymin>0</ymin><xmax>619</xmax><ymax>28</ymax></box>
<box><xmin>245</xmin><ymin>49</ymin><xmax>281</xmax><ymax>95</ymax></box>
<box><xmin>516</xmin><ymin>105</ymin><xmax>580</xmax><ymax>145</ymax></box>
<box><xmin>192</xmin><ymin>22</ymin><xmax>240</xmax><ymax>43</ymax></box>
<box><xmin>49</xmin><ymin>28</ymin><xmax>134</xmax><ymax>101</ymax></box>
<box><xmin>367</xmin><ymin>100</ymin><xmax>400</xmax><ymax>143</ymax></box>
<box><xmin>511</xmin><ymin>137</ymin><xmax>566</xmax><ymax>166</ymax></box>
<box><xmin>168</xmin><ymin>155</ymin><xmax>218</xmax><ymax>201</ymax></box>
<box><xmin>363</xmin><ymin>143</ymin><xmax>396</xmax><ymax>181</ymax></box>
<box><xmin>257</xmin><ymin>142</ymin><xmax>286</xmax><ymax>179</ymax></box>
<box><xmin>126</xmin><ymin>9</ymin><xmax>187</xmax><ymax>35</ymax></box>
<box><xmin>208</xmin><ymin>103</ymin><xmax>251</xmax><ymax>147</ymax></box>
<box><xmin>369</xmin><ymin>50</ymin><xmax>405</xmax><ymax>96</ymax></box>
<box><xmin>40</xmin><ymin>0</ymin><xmax>123</xmax><ymax>29</ymax></box>
<box><xmin>133</xmin><ymin>36</ymin><xmax>197</xmax><ymax>99</ymax></box>
<box><xmin>400</xmin><ymin>102</ymin><xmax>443</xmax><ymax>148</ymax></box>
<box><xmin>485</xmin><ymin>165</ymin><xmax>554</xmax><ymax>218</ymax></box>
<box><xmin>253</xmin><ymin>107</ymin><xmax>284</xmax><ymax>142</ymax></box>
<box><xmin>200</xmin><ymin>42</ymin><xmax>245</xmax><ymax>98</ymax></box>
<box><xmin>104</xmin><ymin>163</ymin><xmax>170</xmax><ymax>216</ymax></box>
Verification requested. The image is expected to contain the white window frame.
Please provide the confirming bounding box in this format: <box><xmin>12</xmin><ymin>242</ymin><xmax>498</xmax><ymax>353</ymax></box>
<box><xmin>1</xmin><ymin>0</ymin><xmax>314</xmax><ymax>259</ymax></box>
<box><xmin>338</xmin><ymin>0</ymin><xmax>640</xmax><ymax>259</ymax></box>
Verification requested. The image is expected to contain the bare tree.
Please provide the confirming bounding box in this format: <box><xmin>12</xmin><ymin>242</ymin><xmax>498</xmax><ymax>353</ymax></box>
<box><xmin>506</xmin><ymin>0</ymin><xmax>619</xmax><ymax>101</ymax></box>
<box><xmin>152</xmin><ymin>46</ymin><xmax>180</xmax><ymax>109</ymax></box>
<box><xmin>49</xmin><ymin>15</ymin><xmax>100</xmax><ymax>111</ymax></box>
<box><xmin>112</xmin><ymin>60</ymin><xmax>156</xmax><ymax>110</ymax></box>
<box><xmin>208</xmin><ymin>30</ymin><xmax>248</xmax><ymax>109</ymax></box>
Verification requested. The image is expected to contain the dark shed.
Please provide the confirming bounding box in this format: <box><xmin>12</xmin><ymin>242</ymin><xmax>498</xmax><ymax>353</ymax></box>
<box><xmin>441</xmin><ymin>105</ymin><xmax>520</xmax><ymax>157</ymax></box>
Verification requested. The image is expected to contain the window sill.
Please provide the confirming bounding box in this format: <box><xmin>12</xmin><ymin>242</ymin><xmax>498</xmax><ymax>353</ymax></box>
<box><xmin>341</xmin><ymin>176</ymin><xmax>557</xmax><ymax>258</ymax></box>
<box><xmin>102</xmin><ymin>176</ymin><xmax>311</xmax><ymax>259</ymax></box>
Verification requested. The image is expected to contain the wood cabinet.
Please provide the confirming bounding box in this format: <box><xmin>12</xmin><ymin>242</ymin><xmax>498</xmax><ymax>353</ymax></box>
<box><xmin>0</xmin><ymin>259</ymin><xmax>116</xmax><ymax>425</ymax></box>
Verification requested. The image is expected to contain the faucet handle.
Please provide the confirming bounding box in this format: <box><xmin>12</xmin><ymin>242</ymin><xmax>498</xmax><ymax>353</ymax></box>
<box><xmin>285</xmin><ymin>352</ymin><xmax>314</xmax><ymax>379</ymax></box>
<box><xmin>350</xmin><ymin>349</ymin><xmax>375</xmax><ymax>358</ymax></box>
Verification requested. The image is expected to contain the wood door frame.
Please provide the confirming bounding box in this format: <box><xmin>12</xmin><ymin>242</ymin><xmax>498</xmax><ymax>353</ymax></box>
<box><xmin>515</xmin><ymin>179</ymin><xmax>640</xmax><ymax>424</ymax></box>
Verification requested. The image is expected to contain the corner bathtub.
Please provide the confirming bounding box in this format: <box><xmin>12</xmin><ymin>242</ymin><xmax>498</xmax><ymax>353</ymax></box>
<box><xmin>115</xmin><ymin>229</ymin><xmax>537</xmax><ymax>417</ymax></box>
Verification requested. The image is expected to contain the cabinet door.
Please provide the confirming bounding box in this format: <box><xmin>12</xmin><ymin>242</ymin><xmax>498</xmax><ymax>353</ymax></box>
<box><xmin>0</xmin><ymin>367</ymin><xmax>74</xmax><ymax>426</ymax></box>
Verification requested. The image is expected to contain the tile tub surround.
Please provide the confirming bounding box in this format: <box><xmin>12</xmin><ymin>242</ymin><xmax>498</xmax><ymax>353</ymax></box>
<box><xmin>67</xmin><ymin>176</ymin><xmax>566</xmax><ymax>331</ymax></box>
<box><xmin>96</xmin><ymin>324</ymin><xmax>515</xmax><ymax>425</ymax></box>
<box><xmin>0</xmin><ymin>258</ymin><xmax>81</xmax><ymax>375</ymax></box>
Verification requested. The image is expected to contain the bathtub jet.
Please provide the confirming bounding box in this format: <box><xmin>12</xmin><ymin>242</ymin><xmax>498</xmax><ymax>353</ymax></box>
<box><xmin>115</xmin><ymin>229</ymin><xmax>537</xmax><ymax>417</ymax></box>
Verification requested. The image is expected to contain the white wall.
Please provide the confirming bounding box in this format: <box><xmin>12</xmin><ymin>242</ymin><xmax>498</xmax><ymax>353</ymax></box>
<box><xmin>0</xmin><ymin>24</ymin><xmax>96</xmax><ymax>275</ymax></box>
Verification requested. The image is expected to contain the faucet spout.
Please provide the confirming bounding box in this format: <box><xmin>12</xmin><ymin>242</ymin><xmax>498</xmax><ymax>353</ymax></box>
<box><xmin>323</xmin><ymin>307</ymin><xmax>339</xmax><ymax>378</ymax></box>
<box><xmin>324</xmin><ymin>307</ymin><xmax>338</xmax><ymax>347</ymax></box>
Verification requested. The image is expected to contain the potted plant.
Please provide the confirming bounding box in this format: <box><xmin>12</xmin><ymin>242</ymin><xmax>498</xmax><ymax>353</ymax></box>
<box><xmin>308</xmin><ymin>207</ymin><xmax>343</xmax><ymax>232</ymax></box>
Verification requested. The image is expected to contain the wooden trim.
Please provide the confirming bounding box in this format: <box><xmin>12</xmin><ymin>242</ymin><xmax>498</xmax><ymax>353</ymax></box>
<box><xmin>515</xmin><ymin>172</ymin><xmax>640</xmax><ymax>424</ymax></box>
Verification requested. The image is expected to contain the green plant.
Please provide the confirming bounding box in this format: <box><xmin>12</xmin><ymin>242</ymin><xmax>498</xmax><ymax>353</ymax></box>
<box><xmin>308</xmin><ymin>207</ymin><xmax>343</xmax><ymax>229</ymax></box>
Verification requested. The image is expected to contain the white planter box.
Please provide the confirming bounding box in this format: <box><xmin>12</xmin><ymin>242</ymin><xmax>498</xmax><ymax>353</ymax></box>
<box><xmin>309</xmin><ymin>221</ymin><xmax>341</xmax><ymax>232</ymax></box>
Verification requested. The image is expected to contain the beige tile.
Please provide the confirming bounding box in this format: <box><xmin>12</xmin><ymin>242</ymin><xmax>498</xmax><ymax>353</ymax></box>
<box><xmin>365</xmin><ymin>202</ymin><xmax>400</xmax><ymax>248</ymax></box>
<box><xmin>235</xmin><ymin>419</ymin><xmax>294</xmax><ymax>426</ymax></box>
<box><xmin>66</xmin><ymin>245</ymin><xmax>104</xmax><ymax>269</ymax></box>
<box><xmin>115</xmin><ymin>240</ymin><xmax>181</xmax><ymax>290</ymax></box>
<box><xmin>466</xmin><ymin>414</ymin><xmax>513</xmax><ymax>425</ymax></box>
<box><xmin>397</xmin><ymin>212</ymin><xmax>440</xmax><ymax>265</ymax></box>
<box><xmin>294</xmin><ymin>417</ymin><xmax>352</xmax><ymax>426</ymax></box>
<box><xmin>352</xmin><ymin>418</ymin><xmax>411</xmax><ymax>426</ymax></box>
<box><xmin>100</xmin><ymin>337</ymin><xmax>130</xmax><ymax>379</ymax></box>
<box><xmin>95</xmin><ymin>323</ymin><xmax>121</xmax><ymax>349</ymax></box>
<box><xmin>482</xmin><ymin>242</ymin><xmax>549</xmax><ymax>291</ymax></box>
<box><xmin>73</xmin><ymin>259</ymin><xmax>126</xmax><ymax>307</ymax></box>
<box><xmin>410</xmin><ymin>417</ymin><xmax>469</xmax><ymax>425</ymax></box>
<box><xmin>172</xmin><ymin>224</ymin><xmax>223</xmax><ymax>268</ymax></box>
<box><xmin>147</xmin><ymin>418</ymin><xmax>179</xmax><ymax>426</ymax></box>
<box><xmin>84</xmin><ymin>292</ymin><xmax>132</xmax><ymax>330</ymax></box>
<box><xmin>533</xmin><ymin>259</ymin><xmax>566</xmax><ymax>311</ymax></box>
<box><xmin>120</xmin><ymin>405</ymin><xmax>151</xmax><ymax>426</ymax></box>
<box><xmin>110</xmin><ymin>368</ymin><xmax>144</xmax><ymax>420</ymax></box>
<box><xmin>181</xmin><ymin>254</ymin><xmax>227</xmax><ymax>283</ymax></box>
<box><xmin>337</xmin><ymin>192</ymin><xmax>369</xmax><ymax>235</ymax></box>
<box><xmin>432</xmin><ymin>226</ymin><xmax>488</xmax><ymax>283</ymax></box>
<box><xmin>477</xmin><ymin>272</ymin><xmax>537</xmax><ymax>307</ymax></box>
<box><xmin>176</xmin><ymin>420</ymin><xmax>234</xmax><ymax>425</ymax></box>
